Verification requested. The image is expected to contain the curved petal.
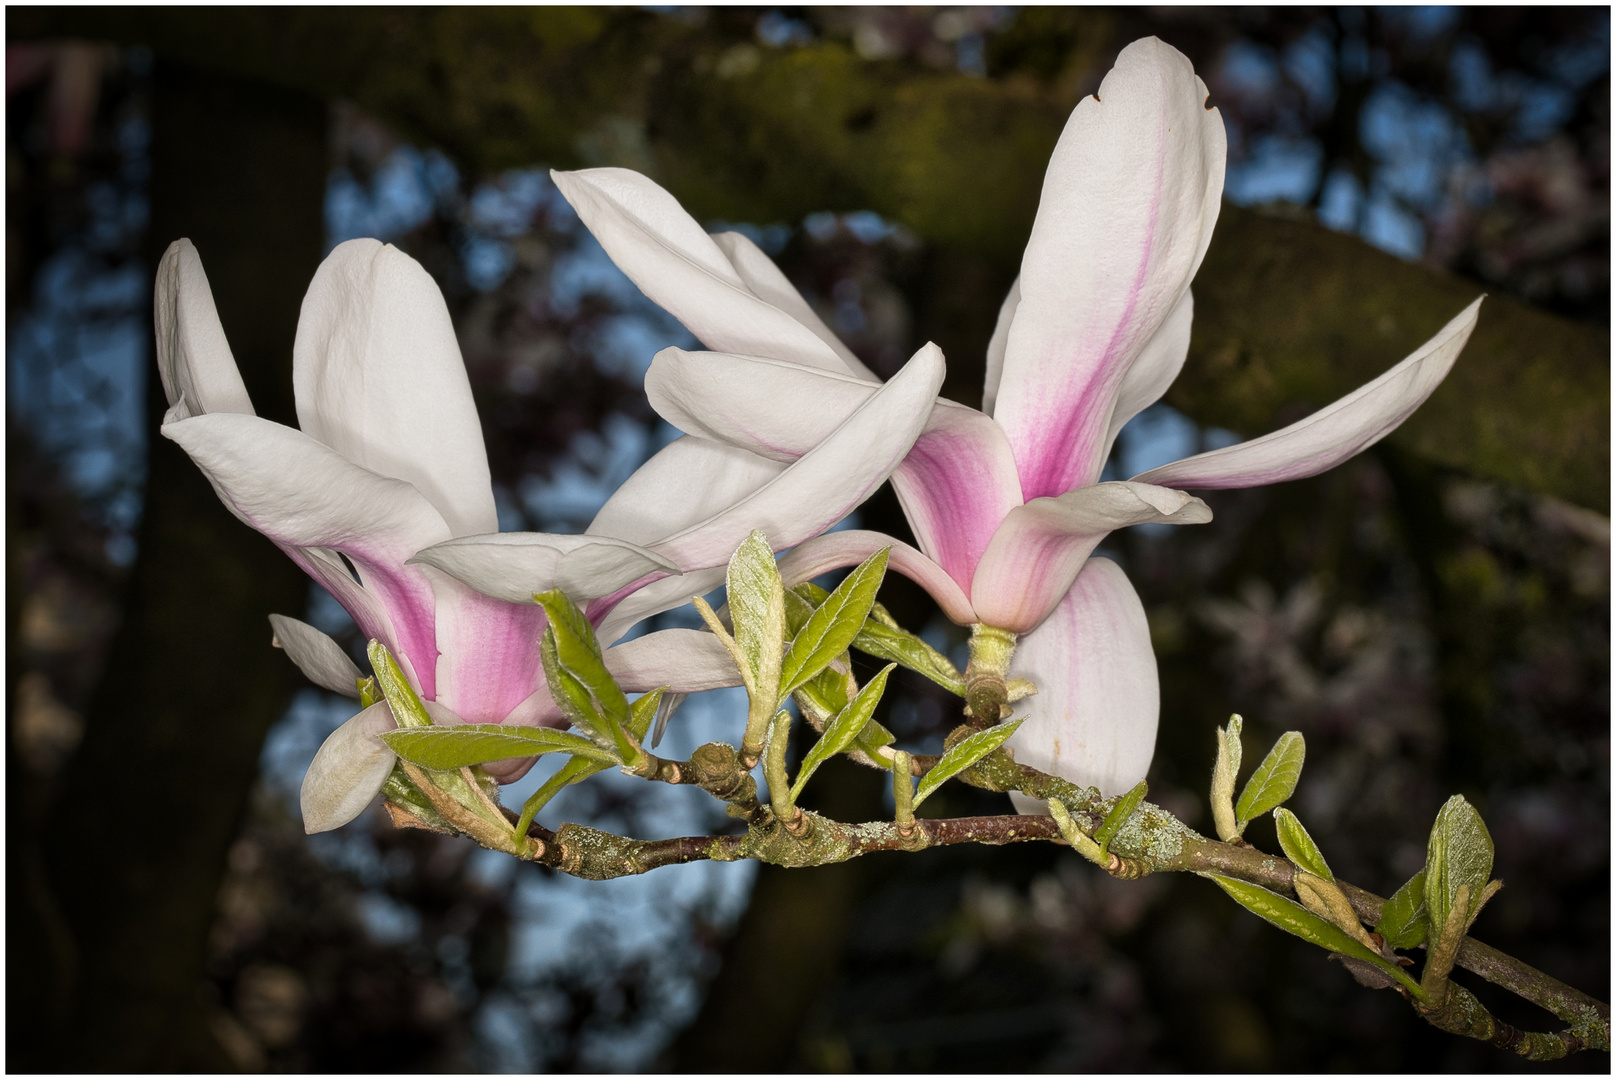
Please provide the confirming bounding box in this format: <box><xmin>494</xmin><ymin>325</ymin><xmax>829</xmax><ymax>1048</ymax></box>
<box><xmin>269</xmin><ymin>613</ymin><xmax>362</xmax><ymax>697</ymax></box>
<box><xmin>971</xmin><ymin>481</ymin><xmax>1210</xmax><ymax>632</ymax></box>
<box><xmin>980</xmin><ymin>275</ymin><xmax>1020</xmax><ymax>417</ymax></box>
<box><xmin>994</xmin><ymin>38</ymin><xmax>1226</xmax><ymax>499</ymax></box>
<box><xmin>711</xmin><ymin>231</ymin><xmax>876</xmax><ymax>380</ymax></box>
<box><xmin>419</xmin><ymin>564</ymin><xmax>548</xmax><ymax>725</ymax></box>
<box><xmin>778</xmin><ymin>530</ymin><xmax>978</xmax><ymax>626</ymax></box>
<box><xmin>605</xmin><ymin>627</ymin><xmax>747</xmax><ymax>694</ymax></box>
<box><xmin>300</xmin><ymin>700</ymin><xmax>399</xmax><ymax>833</ymax></box>
<box><xmin>153</xmin><ymin>239</ymin><xmax>254</xmax><ymax>421</ymax></box>
<box><xmin>162</xmin><ymin>412</ymin><xmax>449</xmax><ymax>695</ymax></box>
<box><xmin>409</xmin><ymin>532</ymin><xmax>680</xmax><ymax>605</ymax></box>
<box><xmin>646</xmin><ymin>347</ymin><xmax>875</xmax><ymax>462</ymax></box>
<box><xmin>1134</xmin><ymin>298</ymin><xmax>1483</xmax><ymax>491</ymax></box>
<box><xmin>553</xmin><ymin>168</ymin><xmax>851</xmax><ymax>373</ymax></box>
<box><xmin>588</xmin><ymin>436</ymin><xmax>787</xmax><ymax>549</ymax></box>
<box><xmin>1004</xmin><ymin>557</ymin><xmax>1159</xmax><ymax>802</ymax></box>
<box><xmin>646</xmin><ymin>342</ymin><xmax>946</xmax><ymax>570</ymax></box>
<box><xmin>891</xmin><ymin>405</ymin><xmax>1024</xmax><ymax>592</ymax></box>
<box><xmin>301</xmin><ymin>698</ymin><xmax>467</xmax><ymax>832</ymax></box>
<box><xmin>293</xmin><ymin>238</ymin><xmax>497</xmax><ymax>537</ymax></box>
<box><xmin>1101</xmin><ymin>285</ymin><xmax>1195</xmax><ymax>461</ymax></box>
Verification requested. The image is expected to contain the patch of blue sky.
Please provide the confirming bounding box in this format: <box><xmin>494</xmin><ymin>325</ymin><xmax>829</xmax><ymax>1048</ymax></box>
<box><xmin>325</xmin><ymin>145</ymin><xmax>459</xmax><ymax>248</ymax></box>
<box><xmin>1283</xmin><ymin>26</ymin><xmax>1337</xmax><ymax>113</ymax></box>
<box><xmin>1543</xmin><ymin>10</ymin><xmax>1610</xmax><ymax>88</ymax></box>
<box><xmin>592</xmin><ymin>309</ymin><xmax>694</xmax><ymax>382</ymax></box>
<box><xmin>469</xmin><ymin>167</ymin><xmax>555</xmax><ymax>237</ymax></box>
<box><xmin>1361</xmin><ymin>192</ymin><xmax>1426</xmax><ymax>261</ymax></box>
<box><xmin>705</xmin><ymin>218</ymin><xmax>792</xmax><ymax>255</ymax></box>
<box><xmin>1361</xmin><ymin>81</ymin><xmax>1470</xmax><ymax>209</ymax></box>
<box><xmin>462</xmin><ymin>233</ymin><xmax>516</xmax><ymax>292</ymax></box>
<box><xmin>518</xmin><ymin>412</ymin><xmax>657</xmax><ymax>531</ymax></box>
<box><xmin>756</xmin><ymin>10</ymin><xmax>814</xmax><ymax>48</ymax></box>
<box><xmin>548</xmin><ymin>230</ymin><xmax>650</xmax><ymax>316</ymax></box>
<box><xmin>1220</xmin><ymin>39</ymin><xmax>1280</xmax><ymax>100</ymax></box>
<box><xmin>1224</xmin><ymin>134</ymin><xmax>1322</xmax><ymax>206</ymax></box>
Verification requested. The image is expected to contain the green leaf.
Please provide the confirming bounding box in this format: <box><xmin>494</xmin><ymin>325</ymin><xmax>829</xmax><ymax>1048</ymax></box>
<box><xmin>368</xmin><ymin>640</ymin><xmax>431</xmax><ymax>728</ymax></box>
<box><xmin>1208</xmin><ymin>875</ymin><xmax>1426</xmax><ymax>1001</ymax></box>
<box><xmin>1273</xmin><ymin>808</ymin><xmax>1333</xmax><ymax>882</ymax></box>
<box><xmin>382</xmin><ymin>725</ymin><xmax>619</xmax><ymax>770</ymax></box>
<box><xmin>1234</xmin><ymin>731</ymin><xmax>1305</xmax><ymax>827</ymax></box>
<box><xmin>1093</xmin><ymin>780</ymin><xmax>1149</xmax><ymax>857</ymax></box>
<box><xmin>726</xmin><ymin>531</ymin><xmax>786</xmax><ymax>705</ymax></box>
<box><xmin>540</xmin><ymin>629</ymin><xmax>607</xmax><ymax>738</ymax></box>
<box><xmin>852</xmin><ymin>619</ymin><xmax>966</xmax><ymax>696</ymax></box>
<box><xmin>854</xmin><ymin>717</ymin><xmax>896</xmax><ymax>756</ymax></box>
<box><xmin>628</xmin><ymin>687</ymin><xmax>665</xmax><ymax>742</ymax></box>
<box><xmin>1424</xmin><ymin>795</ymin><xmax>1494</xmax><ymax>935</ymax></box>
<box><xmin>780</xmin><ymin>548</ymin><xmax>888</xmax><ymax>696</ymax></box>
<box><xmin>915</xmin><ymin>719</ymin><xmax>1023</xmax><ymax>806</ymax></box>
<box><xmin>782</xmin><ymin>584</ymin><xmax>822</xmax><ymax>636</ymax></box>
<box><xmin>515</xmin><ymin>755</ymin><xmax>609</xmax><ymax>838</ymax></box>
<box><xmin>792</xmin><ymin>664</ymin><xmax>895</xmax><ymax>799</ymax></box>
<box><xmin>534</xmin><ymin>589</ymin><xmax>631</xmax><ymax>734</ymax></box>
<box><xmin>1375</xmin><ymin>868</ymin><xmax>1429</xmax><ymax>950</ymax></box>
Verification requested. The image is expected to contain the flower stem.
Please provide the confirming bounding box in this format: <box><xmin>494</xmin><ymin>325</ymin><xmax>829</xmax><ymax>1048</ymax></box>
<box><xmin>963</xmin><ymin>623</ymin><xmax>1017</xmax><ymax>725</ymax></box>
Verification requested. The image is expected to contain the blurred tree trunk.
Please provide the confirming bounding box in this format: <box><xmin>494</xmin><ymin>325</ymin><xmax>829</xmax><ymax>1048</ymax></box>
<box><xmin>17</xmin><ymin>64</ymin><xmax>325</xmax><ymax>1072</ymax></box>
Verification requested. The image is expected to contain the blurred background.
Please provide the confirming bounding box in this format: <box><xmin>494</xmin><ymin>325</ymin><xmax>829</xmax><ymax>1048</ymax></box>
<box><xmin>7</xmin><ymin>7</ymin><xmax>1608</xmax><ymax>1072</ymax></box>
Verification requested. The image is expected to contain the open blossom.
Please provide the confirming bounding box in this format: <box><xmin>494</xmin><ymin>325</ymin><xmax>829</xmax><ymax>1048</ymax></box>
<box><xmin>157</xmin><ymin>237</ymin><xmax>942</xmax><ymax>832</ymax></box>
<box><xmin>535</xmin><ymin>38</ymin><xmax>1482</xmax><ymax>796</ymax></box>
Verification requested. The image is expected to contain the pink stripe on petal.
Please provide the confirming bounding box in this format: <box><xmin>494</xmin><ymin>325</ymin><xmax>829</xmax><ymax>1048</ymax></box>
<box><xmin>424</xmin><ymin>567</ymin><xmax>547</xmax><ymax>724</ymax></box>
<box><xmin>890</xmin><ymin>402</ymin><xmax>1023</xmax><ymax>590</ymax></box>
<box><xmin>993</xmin><ymin>38</ymin><xmax>1225</xmax><ymax>499</ymax></box>
<box><xmin>778</xmin><ymin>530</ymin><xmax>977</xmax><ymax>626</ymax></box>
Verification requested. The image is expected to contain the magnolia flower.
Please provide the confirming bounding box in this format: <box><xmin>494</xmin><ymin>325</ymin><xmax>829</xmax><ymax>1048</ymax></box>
<box><xmin>536</xmin><ymin>38</ymin><xmax>1482</xmax><ymax>797</ymax></box>
<box><xmin>157</xmin><ymin>237</ymin><xmax>942</xmax><ymax>832</ymax></box>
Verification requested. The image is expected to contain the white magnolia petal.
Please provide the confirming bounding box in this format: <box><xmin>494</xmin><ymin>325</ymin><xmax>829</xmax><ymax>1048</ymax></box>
<box><xmin>409</xmin><ymin>532</ymin><xmax>680</xmax><ymax>604</ymax></box>
<box><xmin>971</xmin><ymin>481</ymin><xmax>1210</xmax><ymax>632</ymax></box>
<box><xmin>293</xmin><ymin>238</ymin><xmax>496</xmax><ymax>538</ymax></box>
<box><xmin>300</xmin><ymin>700</ymin><xmax>399</xmax><ymax>833</ymax></box>
<box><xmin>162</xmin><ymin>412</ymin><xmax>451</xmax><ymax>556</ymax></box>
<box><xmin>647</xmin><ymin>342</ymin><xmax>947</xmax><ymax>571</ymax></box>
<box><xmin>1102</xmin><ymin>286</ymin><xmax>1195</xmax><ymax>459</ymax></box>
<box><xmin>1134</xmin><ymin>298</ymin><xmax>1484</xmax><ymax>491</ymax></box>
<box><xmin>153</xmin><ymin>239</ymin><xmax>254</xmax><ymax>420</ymax></box>
<box><xmin>604</xmin><ymin>628</ymin><xmax>747</xmax><ymax>693</ymax></box>
<box><xmin>417</xmin><ymin>564</ymin><xmax>549</xmax><ymax>725</ymax></box>
<box><xmin>994</xmin><ymin>38</ymin><xmax>1226</xmax><ymax>500</ymax></box>
<box><xmin>778</xmin><ymin>529</ymin><xmax>978</xmax><ymax>626</ymax></box>
<box><xmin>1004</xmin><ymin>558</ymin><xmax>1159</xmax><ymax>802</ymax></box>
<box><xmin>980</xmin><ymin>276</ymin><xmax>1020</xmax><ymax>418</ymax></box>
<box><xmin>163</xmin><ymin>412</ymin><xmax>450</xmax><ymax>695</ymax></box>
<box><xmin>553</xmin><ymin>168</ymin><xmax>849</xmax><ymax>371</ymax></box>
<box><xmin>646</xmin><ymin>348</ymin><xmax>875</xmax><ymax>462</ymax></box>
<box><xmin>269</xmin><ymin>614</ymin><xmax>363</xmax><ymax>697</ymax></box>
<box><xmin>711</xmin><ymin>231</ymin><xmax>876</xmax><ymax>379</ymax></box>
<box><xmin>588</xmin><ymin>436</ymin><xmax>787</xmax><ymax>549</ymax></box>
